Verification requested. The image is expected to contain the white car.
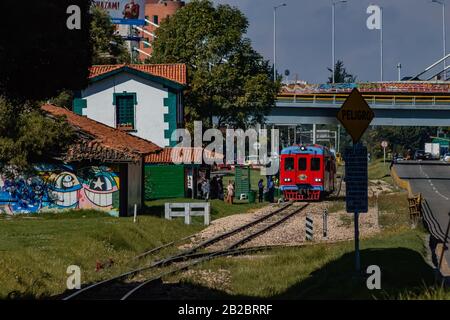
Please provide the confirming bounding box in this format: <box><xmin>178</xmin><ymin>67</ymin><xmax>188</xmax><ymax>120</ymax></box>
<box><xmin>444</xmin><ymin>153</ymin><xmax>450</xmax><ymax>162</ymax></box>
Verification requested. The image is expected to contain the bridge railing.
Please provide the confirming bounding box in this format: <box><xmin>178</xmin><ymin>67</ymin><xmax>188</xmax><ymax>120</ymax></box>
<box><xmin>277</xmin><ymin>94</ymin><xmax>450</xmax><ymax>106</ymax></box>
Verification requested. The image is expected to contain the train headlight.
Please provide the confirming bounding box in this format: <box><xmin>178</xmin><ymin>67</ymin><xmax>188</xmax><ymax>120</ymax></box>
<box><xmin>284</xmin><ymin>178</ymin><xmax>291</xmax><ymax>182</ymax></box>
<box><xmin>315</xmin><ymin>178</ymin><xmax>322</xmax><ymax>182</ymax></box>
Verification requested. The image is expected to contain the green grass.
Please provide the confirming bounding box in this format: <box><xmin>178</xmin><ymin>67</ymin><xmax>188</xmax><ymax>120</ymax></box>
<box><xmin>0</xmin><ymin>196</ymin><xmax>267</xmax><ymax>299</ymax></box>
<box><xmin>327</xmin><ymin>201</ymin><xmax>345</xmax><ymax>213</ymax></box>
<box><xmin>0</xmin><ymin>209</ymin><xmax>203</xmax><ymax>299</ymax></box>
<box><xmin>174</xmin><ymin>228</ymin><xmax>433</xmax><ymax>299</ymax></box>
<box><xmin>375</xmin><ymin>192</ymin><xmax>412</xmax><ymax>229</ymax></box>
<box><xmin>168</xmin><ymin>191</ymin><xmax>447</xmax><ymax>300</ymax></box>
<box><xmin>173</xmin><ymin>226</ymin><xmax>439</xmax><ymax>300</ymax></box>
<box><xmin>368</xmin><ymin>158</ymin><xmax>393</xmax><ymax>184</ymax></box>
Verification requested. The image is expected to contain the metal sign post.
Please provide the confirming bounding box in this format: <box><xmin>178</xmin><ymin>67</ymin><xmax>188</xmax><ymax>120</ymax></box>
<box><xmin>338</xmin><ymin>88</ymin><xmax>373</xmax><ymax>275</ymax></box>
<box><xmin>381</xmin><ymin>141</ymin><xmax>388</xmax><ymax>166</ymax></box>
<box><xmin>353</xmin><ymin>214</ymin><xmax>361</xmax><ymax>274</ymax></box>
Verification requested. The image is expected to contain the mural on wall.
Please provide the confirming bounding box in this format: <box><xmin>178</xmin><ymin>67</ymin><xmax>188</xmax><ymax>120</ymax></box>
<box><xmin>0</xmin><ymin>165</ymin><xmax>120</xmax><ymax>216</ymax></box>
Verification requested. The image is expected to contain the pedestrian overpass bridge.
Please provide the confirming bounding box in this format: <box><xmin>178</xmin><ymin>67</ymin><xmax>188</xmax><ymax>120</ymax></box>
<box><xmin>266</xmin><ymin>82</ymin><xmax>450</xmax><ymax>126</ymax></box>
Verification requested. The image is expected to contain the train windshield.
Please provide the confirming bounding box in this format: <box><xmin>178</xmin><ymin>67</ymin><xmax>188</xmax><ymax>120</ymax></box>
<box><xmin>284</xmin><ymin>157</ymin><xmax>295</xmax><ymax>171</ymax></box>
<box><xmin>298</xmin><ymin>157</ymin><xmax>307</xmax><ymax>171</ymax></box>
<box><xmin>311</xmin><ymin>158</ymin><xmax>321</xmax><ymax>171</ymax></box>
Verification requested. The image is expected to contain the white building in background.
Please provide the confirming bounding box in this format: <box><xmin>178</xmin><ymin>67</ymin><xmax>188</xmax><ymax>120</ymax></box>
<box><xmin>73</xmin><ymin>64</ymin><xmax>186</xmax><ymax>147</ymax></box>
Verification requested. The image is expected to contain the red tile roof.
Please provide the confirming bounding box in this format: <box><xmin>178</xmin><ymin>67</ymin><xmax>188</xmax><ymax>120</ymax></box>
<box><xmin>145</xmin><ymin>147</ymin><xmax>223</xmax><ymax>164</ymax></box>
<box><xmin>88</xmin><ymin>64</ymin><xmax>187</xmax><ymax>85</ymax></box>
<box><xmin>42</xmin><ymin>104</ymin><xmax>162</xmax><ymax>162</ymax></box>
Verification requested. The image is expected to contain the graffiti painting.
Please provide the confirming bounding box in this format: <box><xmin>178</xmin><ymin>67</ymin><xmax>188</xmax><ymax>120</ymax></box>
<box><xmin>0</xmin><ymin>165</ymin><xmax>120</xmax><ymax>216</ymax></box>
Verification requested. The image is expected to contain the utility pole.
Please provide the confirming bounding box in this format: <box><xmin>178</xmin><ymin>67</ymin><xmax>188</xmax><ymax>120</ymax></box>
<box><xmin>432</xmin><ymin>0</ymin><xmax>447</xmax><ymax>80</ymax></box>
<box><xmin>273</xmin><ymin>3</ymin><xmax>287</xmax><ymax>82</ymax></box>
<box><xmin>380</xmin><ymin>6</ymin><xmax>384</xmax><ymax>82</ymax></box>
<box><xmin>332</xmin><ymin>0</ymin><xmax>348</xmax><ymax>84</ymax></box>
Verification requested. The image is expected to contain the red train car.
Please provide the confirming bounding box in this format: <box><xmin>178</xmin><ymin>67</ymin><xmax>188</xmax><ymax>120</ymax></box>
<box><xmin>279</xmin><ymin>144</ymin><xmax>336</xmax><ymax>201</ymax></box>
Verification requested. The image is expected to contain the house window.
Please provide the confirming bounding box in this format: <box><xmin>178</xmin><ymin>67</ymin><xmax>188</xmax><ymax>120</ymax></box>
<box><xmin>143</xmin><ymin>37</ymin><xmax>150</xmax><ymax>48</ymax></box>
<box><xmin>153</xmin><ymin>15</ymin><xmax>159</xmax><ymax>25</ymax></box>
<box><xmin>145</xmin><ymin>15</ymin><xmax>149</xmax><ymax>25</ymax></box>
<box><xmin>115</xmin><ymin>93</ymin><xmax>136</xmax><ymax>130</ymax></box>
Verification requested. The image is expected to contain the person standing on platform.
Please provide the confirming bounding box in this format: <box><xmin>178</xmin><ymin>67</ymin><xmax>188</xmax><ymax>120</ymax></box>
<box><xmin>258</xmin><ymin>179</ymin><xmax>264</xmax><ymax>203</ymax></box>
<box><xmin>218</xmin><ymin>177</ymin><xmax>224</xmax><ymax>200</ymax></box>
<box><xmin>268</xmin><ymin>177</ymin><xmax>275</xmax><ymax>203</ymax></box>
<box><xmin>226</xmin><ymin>180</ymin><xmax>235</xmax><ymax>204</ymax></box>
<box><xmin>202</xmin><ymin>179</ymin><xmax>210</xmax><ymax>201</ymax></box>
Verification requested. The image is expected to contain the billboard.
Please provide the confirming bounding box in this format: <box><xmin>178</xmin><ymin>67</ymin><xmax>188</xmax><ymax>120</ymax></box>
<box><xmin>94</xmin><ymin>0</ymin><xmax>146</xmax><ymax>25</ymax></box>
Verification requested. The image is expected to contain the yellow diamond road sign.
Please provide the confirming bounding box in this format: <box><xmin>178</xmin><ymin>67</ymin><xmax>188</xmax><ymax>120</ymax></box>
<box><xmin>337</xmin><ymin>88</ymin><xmax>374</xmax><ymax>143</ymax></box>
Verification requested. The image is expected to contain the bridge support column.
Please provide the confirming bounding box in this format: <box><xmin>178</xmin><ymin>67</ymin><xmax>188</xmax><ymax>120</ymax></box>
<box><xmin>313</xmin><ymin>124</ymin><xmax>317</xmax><ymax>144</ymax></box>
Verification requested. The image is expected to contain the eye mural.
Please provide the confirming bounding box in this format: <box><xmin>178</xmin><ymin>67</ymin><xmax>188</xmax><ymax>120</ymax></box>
<box><xmin>0</xmin><ymin>165</ymin><xmax>120</xmax><ymax>216</ymax></box>
<box><xmin>48</xmin><ymin>172</ymin><xmax>82</xmax><ymax>208</ymax></box>
<box><xmin>82</xmin><ymin>169</ymin><xmax>119</xmax><ymax>208</ymax></box>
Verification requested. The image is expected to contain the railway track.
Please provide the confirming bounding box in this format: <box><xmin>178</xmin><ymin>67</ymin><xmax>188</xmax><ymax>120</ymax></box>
<box><xmin>63</xmin><ymin>202</ymin><xmax>309</xmax><ymax>300</ymax></box>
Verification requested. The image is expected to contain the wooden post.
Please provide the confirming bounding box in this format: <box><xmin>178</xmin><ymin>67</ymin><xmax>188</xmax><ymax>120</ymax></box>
<box><xmin>184</xmin><ymin>203</ymin><xmax>191</xmax><ymax>225</ymax></box>
<box><xmin>204</xmin><ymin>202</ymin><xmax>210</xmax><ymax>225</ymax></box>
<box><xmin>164</xmin><ymin>203</ymin><xmax>171</xmax><ymax>220</ymax></box>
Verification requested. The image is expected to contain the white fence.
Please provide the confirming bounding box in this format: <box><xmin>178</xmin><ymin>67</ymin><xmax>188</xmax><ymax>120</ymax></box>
<box><xmin>164</xmin><ymin>202</ymin><xmax>211</xmax><ymax>225</ymax></box>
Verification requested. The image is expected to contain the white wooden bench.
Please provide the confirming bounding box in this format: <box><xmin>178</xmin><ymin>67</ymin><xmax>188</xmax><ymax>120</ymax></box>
<box><xmin>164</xmin><ymin>202</ymin><xmax>211</xmax><ymax>225</ymax></box>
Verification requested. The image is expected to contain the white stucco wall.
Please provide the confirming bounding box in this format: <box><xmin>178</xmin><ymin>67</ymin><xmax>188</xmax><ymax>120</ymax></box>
<box><xmin>81</xmin><ymin>72</ymin><xmax>169</xmax><ymax>147</ymax></box>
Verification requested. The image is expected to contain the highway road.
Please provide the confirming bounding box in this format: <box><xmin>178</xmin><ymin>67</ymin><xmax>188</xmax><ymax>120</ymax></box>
<box><xmin>394</xmin><ymin>161</ymin><xmax>450</xmax><ymax>269</ymax></box>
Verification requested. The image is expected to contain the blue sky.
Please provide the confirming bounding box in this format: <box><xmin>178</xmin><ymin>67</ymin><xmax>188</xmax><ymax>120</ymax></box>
<box><xmin>206</xmin><ymin>0</ymin><xmax>449</xmax><ymax>83</ymax></box>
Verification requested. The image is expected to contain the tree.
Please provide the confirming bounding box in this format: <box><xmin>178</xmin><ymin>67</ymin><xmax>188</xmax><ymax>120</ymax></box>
<box><xmin>90</xmin><ymin>6</ymin><xmax>130</xmax><ymax>65</ymax></box>
<box><xmin>149</xmin><ymin>0</ymin><xmax>280</xmax><ymax>128</ymax></box>
<box><xmin>362</xmin><ymin>126</ymin><xmax>435</xmax><ymax>158</ymax></box>
<box><xmin>328</xmin><ymin>60</ymin><xmax>356</xmax><ymax>84</ymax></box>
<box><xmin>0</xmin><ymin>97</ymin><xmax>74</xmax><ymax>171</ymax></box>
<box><xmin>48</xmin><ymin>7</ymin><xmax>130</xmax><ymax>109</ymax></box>
<box><xmin>0</xmin><ymin>0</ymin><xmax>93</xmax><ymax>102</ymax></box>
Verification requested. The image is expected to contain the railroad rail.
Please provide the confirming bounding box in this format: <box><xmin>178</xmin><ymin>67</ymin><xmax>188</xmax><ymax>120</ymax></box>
<box><xmin>63</xmin><ymin>202</ymin><xmax>308</xmax><ymax>300</ymax></box>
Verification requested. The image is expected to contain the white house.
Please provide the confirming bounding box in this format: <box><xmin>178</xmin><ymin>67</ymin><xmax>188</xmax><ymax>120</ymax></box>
<box><xmin>73</xmin><ymin>64</ymin><xmax>186</xmax><ymax>147</ymax></box>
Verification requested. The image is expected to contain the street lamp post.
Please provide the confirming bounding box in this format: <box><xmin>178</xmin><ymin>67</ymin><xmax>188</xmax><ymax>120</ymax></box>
<box><xmin>332</xmin><ymin>0</ymin><xmax>347</xmax><ymax>84</ymax></box>
<box><xmin>380</xmin><ymin>6</ymin><xmax>383</xmax><ymax>81</ymax></box>
<box><xmin>432</xmin><ymin>0</ymin><xmax>447</xmax><ymax>80</ymax></box>
<box><xmin>273</xmin><ymin>3</ymin><xmax>287</xmax><ymax>82</ymax></box>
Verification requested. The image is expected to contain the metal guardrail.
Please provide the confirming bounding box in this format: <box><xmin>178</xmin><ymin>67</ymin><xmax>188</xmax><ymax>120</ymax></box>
<box><xmin>277</xmin><ymin>94</ymin><xmax>450</xmax><ymax>106</ymax></box>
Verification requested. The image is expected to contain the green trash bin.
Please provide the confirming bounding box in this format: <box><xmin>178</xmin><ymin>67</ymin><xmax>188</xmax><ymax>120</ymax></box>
<box><xmin>275</xmin><ymin>188</ymin><xmax>281</xmax><ymax>197</ymax></box>
<box><xmin>248</xmin><ymin>190</ymin><xmax>256</xmax><ymax>203</ymax></box>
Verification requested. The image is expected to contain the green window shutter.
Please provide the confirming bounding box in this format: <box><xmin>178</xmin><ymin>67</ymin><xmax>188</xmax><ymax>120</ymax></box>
<box><xmin>73</xmin><ymin>98</ymin><xmax>87</xmax><ymax>115</ymax></box>
<box><xmin>164</xmin><ymin>90</ymin><xmax>177</xmax><ymax>147</ymax></box>
<box><xmin>114</xmin><ymin>93</ymin><xmax>137</xmax><ymax>129</ymax></box>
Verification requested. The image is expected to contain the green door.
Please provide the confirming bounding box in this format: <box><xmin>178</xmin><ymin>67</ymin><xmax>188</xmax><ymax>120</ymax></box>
<box><xmin>145</xmin><ymin>165</ymin><xmax>185</xmax><ymax>200</ymax></box>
